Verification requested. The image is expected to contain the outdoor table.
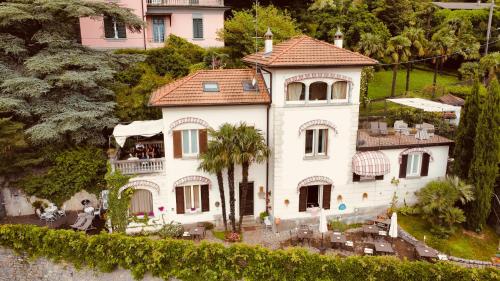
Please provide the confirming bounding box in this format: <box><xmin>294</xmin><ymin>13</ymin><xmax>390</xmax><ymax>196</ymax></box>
<box><xmin>363</xmin><ymin>225</ymin><xmax>381</xmax><ymax>236</ymax></box>
<box><xmin>189</xmin><ymin>226</ymin><xmax>206</xmax><ymax>240</ymax></box>
<box><xmin>297</xmin><ymin>230</ymin><xmax>314</xmax><ymax>245</ymax></box>
<box><xmin>415</xmin><ymin>246</ymin><xmax>438</xmax><ymax>261</ymax></box>
<box><xmin>374</xmin><ymin>242</ymin><xmax>394</xmax><ymax>255</ymax></box>
<box><xmin>44</xmin><ymin>205</ymin><xmax>58</xmax><ymax>215</ymax></box>
<box><xmin>331</xmin><ymin>233</ymin><xmax>346</xmax><ymax>249</ymax></box>
<box><xmin>373</xmin><ymin>218</ymin><xmax>391</xmax><ymax>229</ymax></box>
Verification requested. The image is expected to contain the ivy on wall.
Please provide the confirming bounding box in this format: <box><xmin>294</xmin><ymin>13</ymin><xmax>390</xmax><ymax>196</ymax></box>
<box><xmin>0</xmin><ymin>224</ymin><xmax>498</xmax><ymax>281</ymax></box>
<box><xmin>105</xmin><ymin>166</ymin><xmax>132</xmax><ymax>233</ymax></box>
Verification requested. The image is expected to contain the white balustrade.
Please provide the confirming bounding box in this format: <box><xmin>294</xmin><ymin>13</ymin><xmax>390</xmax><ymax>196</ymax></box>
<box><xmin>111</xmin><ymin>158</ymin><xmax>165</xmax><ymax>175</ymax></box>
<box><xmin>147</xmin><ymin>0</ymin><xmax>224</xmax><ymax>6</ymax></box>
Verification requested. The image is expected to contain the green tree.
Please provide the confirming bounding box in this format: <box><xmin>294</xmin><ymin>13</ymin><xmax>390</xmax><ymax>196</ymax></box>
<box><xmin>453</xmin><ymin>80</ymin><xmax>482</xmax><ymax>179</ymax></box>
<box><xmin>218</xmin><ymin>4</ymin><xmax>299</xmax><ymax>58</ymax></box>
<box><xmin>386</xmin><ymin>35</ymin><xmax>411</xmax><ymax>97</ymax></box>
<box><xmin>105</xmin><ymin>166</ymin><xmax>132</xmax><ymax>233</ymax></box>
<box><xmin>416</xmin><ymin>176</ymin><xmax>474</xmax><ymax>236</ymax></box>
<box><xmin>429</xmin><ymin>28</ymin><xmax>456</xmax><ymax>97</ymax></box>
<box><xmin>198</xmin><ymin>136</ymin><xmax>229</xmax><ymax>231</ymax></box>
<box><xmin>466</xmin><ymin>78</ymin><xmax>500</xmax><ymax>231</ymax></box>
<box><xmin>355</xmin><ymin>33</ymin><xmax>386</xmax><ymax>60</ymax></box>
<box><xmin>402</xmin><ymin>27</ymin><xmax>427</xmax><ymax>93</ymax></box>
<box><xmin>0</xmin><ymin>0</ymin><xmax>143</xmax><ymax>145</ymax></box>
<box><xmin>233</xmin><ymin>123</ymin><xmax>269</xmax><ymax>232</ymax></box>
<box><xmin>370</xmin><ymin>0</ymin><xmax>415</xmax><ymax>35</ymax></box>
<box><xmin>360</xmin><ymin>66</ymin><xmax>375</xmax><ymax>109</ymax></box>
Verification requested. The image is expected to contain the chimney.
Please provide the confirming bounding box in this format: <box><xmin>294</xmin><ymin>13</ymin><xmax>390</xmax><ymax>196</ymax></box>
<box><xmin>334</xmin><ymin>27</ymin><xmax>343</xmax><ymax>48</ymax></box>
<box><xmin>264</xmin><ymin>27</ymin><xmax>273</xmax><ymax>54</ymax></box>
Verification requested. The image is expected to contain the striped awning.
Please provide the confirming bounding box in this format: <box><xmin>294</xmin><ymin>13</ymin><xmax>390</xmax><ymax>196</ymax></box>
<box><xmin>352</xmin><ymin>151</ymin><xmax>391</xmax><ymax>177</ymax></box>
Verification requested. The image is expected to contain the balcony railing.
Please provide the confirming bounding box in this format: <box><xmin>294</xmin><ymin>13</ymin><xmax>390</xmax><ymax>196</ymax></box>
<box><xmin>111</xmin><ymin>158</ymin><xmax>165</xmax><ymax>175</ymax></box>
<box><xmin>146</xmin><ymin>0</ymin><xmax>224</xmax><ymax>6</ymax></box>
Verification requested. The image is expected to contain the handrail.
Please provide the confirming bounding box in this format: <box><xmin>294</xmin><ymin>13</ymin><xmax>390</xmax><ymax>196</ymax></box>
<box><xmin>111</xmin><ymin>158</ymin><xmax>165</xmax><ymax>175</ymax></box>
<box><xmin>146</xmin><ymin>0</ymin><xmax>224</xmax><ymax>6</ymax></box>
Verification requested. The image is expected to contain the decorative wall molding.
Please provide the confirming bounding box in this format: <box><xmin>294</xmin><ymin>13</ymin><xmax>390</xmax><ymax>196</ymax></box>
<box><xmin>296</xmin><ymin>176</ymin><xmax>334</xmax><ymax>192</ymax></box>
<box><xmin>399</xmin><ymin>148</ymin><xmax>434</xmax><ymax>164</ymax></box>
<box><xmin>298</xmin><ymin>119</ymin><xmax>338</xmax><ymax>135</ymax></box>
<box><xmin>168</xmin><ymin>117</ymin><xmax>210</xmax><ymax>134</ymax></box>
<box><xmin>118</xmin><ymin>180</ymin><xmax>160</xmax><ymax>199</ymax></box>
<box><xmin>172</xmin><ymin>175</ymin><xmax>212</xmax><ymax>192</ymax></box>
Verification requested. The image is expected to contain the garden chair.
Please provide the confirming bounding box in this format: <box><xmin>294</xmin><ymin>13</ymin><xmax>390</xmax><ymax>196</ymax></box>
<box><xmin>364</xmin><ymin>247</ymin><xmax>374</xmax><ymax>255</ymax></box>
<box><xmin>394</xmin><ymin>120</ymin><xmax>410</xmax><ymax>135</ymax></box>
<box><xmin>422</xmin><ymin>122</ymin><xmax>435</xmax><ymax>137</ymax></box>
<box><xmin>379</xmin><ymin>122</ymin><xmax>388</xmax><ymax>135</ymax></box>
<box><xmin>75</xmin><ymin>215</ymin><xmax>95</xmax><ymax>232</ymax></box>
<box><xmin>264</xmin><ymin>216</ymin><xmax>272</xmax><ymax>231</ymax></box>
<box><xmin>370</xmin><ymin>122</ymin><xmax>379</xmax><ymax>135</ymax></box>
<box><xmin>57</xmin><ymin>204</ymin><xmax>66</xmax><ymax>217</ymax></box>
<box><xmin>70</xmin><ymin>215</ymin><xmax>87</xmax><ymax>229</ymax></box>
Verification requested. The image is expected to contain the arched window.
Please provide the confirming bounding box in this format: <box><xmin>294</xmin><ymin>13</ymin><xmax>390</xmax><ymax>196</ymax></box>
<box><xmin>287</xmin><ymin>82</ymin><xmax>305</xmax><ymax>101</ymax></box>
<box><xmin>309</xmin><ymin>82</ymin><xmax>328</xmax><ymax>101</ymax></box>
<box><xmin>332</xmin><ymin>81</ymin><xmax>348</xmax><ymax>100</ymax></box>
<box><xmin>129</xmin><ymin>189</ymin><xmax>153</xmax><ymax>216</ymax></box>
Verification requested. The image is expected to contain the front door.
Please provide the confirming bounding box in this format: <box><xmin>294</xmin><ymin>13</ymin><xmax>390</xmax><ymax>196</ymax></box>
<box><xmin>239</xmin><ymin>182</ymin><xmax>254</xmax><ymax>216</ymax></box>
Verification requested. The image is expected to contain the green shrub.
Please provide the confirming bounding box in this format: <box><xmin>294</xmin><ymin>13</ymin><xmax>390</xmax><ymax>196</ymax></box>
<box><xmin>200</xmin><ymin>221</ymin><xmax>214</xmax><ymax>230</ymax></box>
<box><xmin>0</xmin><ymin>224</ymin><xmax>498</xmax><ymax>281</ymax></box>
<box><xmin>258</xmin><ymin>211</ymin><xmax>269</xmax><ymax>222</ymax></box>
<box><xmin>18</xmin><ymin>147</ymin><xmax>107</xmax><ymax>205</ymax></box>
<box><xmin>157</xmin><ymin>221</ymin><xmax>184</xmax><ymax>239</ymax></box>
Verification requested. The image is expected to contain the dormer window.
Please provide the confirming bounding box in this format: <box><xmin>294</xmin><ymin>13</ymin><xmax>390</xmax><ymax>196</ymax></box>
<box><xmin>203</xmin><ymin>82</ymin><xmax>219</xmax><ymax>92</ymax></box>
<box><xmin>242</xmin><ymin>80</ymin><xmax>258</xmax><ymax>92</ymax></box>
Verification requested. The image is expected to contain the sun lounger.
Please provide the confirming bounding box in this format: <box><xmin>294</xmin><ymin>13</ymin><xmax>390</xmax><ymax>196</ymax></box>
<box><xmin>70</xmin><ymin>215</ymin><xmax>88</xmax><ymax>229</ymax></box>
<box><xmin>75</xmin><ymin>215</ymin><xmax>95</xmax><ymax>232</ymax></box>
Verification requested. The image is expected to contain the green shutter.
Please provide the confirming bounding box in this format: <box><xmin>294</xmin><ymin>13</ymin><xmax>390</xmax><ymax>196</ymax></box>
<box><xmin>193</xmin><ymin>18</ymin><xmax>203</xmax><ymax>39</ymax></box>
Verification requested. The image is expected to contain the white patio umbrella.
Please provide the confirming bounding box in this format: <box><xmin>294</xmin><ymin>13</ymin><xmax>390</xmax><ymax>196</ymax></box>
<box><xmin>319</xmin><ymin>208</ymin><xmax>328</xmax><ymax>250</ymax></box>
<box><xmin>389</xmin><ymin>212</ymin><xmax>398</xmax><ymax>238</ymax></box>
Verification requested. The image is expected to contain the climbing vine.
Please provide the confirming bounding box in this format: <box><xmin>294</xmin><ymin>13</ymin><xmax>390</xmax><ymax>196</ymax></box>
<box><xmin>105</xmin><ymin>165</ymin><xmax>132</xmax><ymax>233</ymax></box>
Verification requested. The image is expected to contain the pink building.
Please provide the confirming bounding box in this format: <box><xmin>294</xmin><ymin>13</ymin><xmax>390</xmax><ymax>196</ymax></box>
<box><xmin>79</xmin><ymin>0</ymin><xmax>227</xmax><ymax>50</ymax></box>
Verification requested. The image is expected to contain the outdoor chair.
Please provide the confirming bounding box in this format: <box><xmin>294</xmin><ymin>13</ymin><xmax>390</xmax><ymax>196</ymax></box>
<box><xmin>264</xmin><ymin>216</ymin><xmax>272</xmax><ymax>231</ymax></box>
<box><xmin>74</xmin><ymin>215</ymin><xmax>95</xmax><ymax>232</ymax></box>
<box><xmin>422</xmin><ymin>122</ymin><xmax>435</xmax><ymax>137</ymax></box>
<box><xmin>57</xmin><ymin>204</ymin><xmax>66</xmax><ymax>217</ymax></box>
<box><xmin>345</xmin><ymin>241</ymin><xmax>354</xmax><ymax>250</ymax></box>
<box><xmin>394</xmin><ymin>120</ymin><xmax>410</xmax><ymax>135</ymax></box>
<box><xmin>364</xmin><ymin>247</ymin><xmax>374</xmax><ymax>255</ymax></box>
<box><xmin>379</xmin><ymin>122</ymin><xmax>388</xmax><ymax>135</ymax></box>
<box><xmin>70</xmin><ymin>216</ymin><xmax>87</xmax><ymax>229</ymax></box>
<box><xmin>36</xmin><ymin>208</ymin><xmax>56</xmax><ymax>222</ymax></box>
<box><xmin>370</xmin><ymin>122</ymin><xmax>380</xmax><ymax>135</ymax></box>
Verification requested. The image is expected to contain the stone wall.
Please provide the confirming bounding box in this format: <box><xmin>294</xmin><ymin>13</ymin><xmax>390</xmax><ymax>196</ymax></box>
<box><xmin>0</xmin><ymin>247</ymin><xmax>165</xmax><ymax>281</ymax></box>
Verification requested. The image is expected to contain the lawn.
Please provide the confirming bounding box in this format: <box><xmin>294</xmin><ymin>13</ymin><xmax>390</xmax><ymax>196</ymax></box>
<box><xmin>399</xmin><ymin>215</ymin><xmax>499</xmax><ymax>261</ymax></box>
<box><xmin>368</xmin><ymin>68</ymin><xmax>459</xmax><ymax>100</ymax></box>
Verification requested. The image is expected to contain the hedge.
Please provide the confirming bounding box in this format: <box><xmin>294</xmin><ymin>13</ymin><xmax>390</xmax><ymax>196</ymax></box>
<box><xmin>0</xmin><ymin>224</ymin><xmax>498</xmax><ymax>281</ymax></box>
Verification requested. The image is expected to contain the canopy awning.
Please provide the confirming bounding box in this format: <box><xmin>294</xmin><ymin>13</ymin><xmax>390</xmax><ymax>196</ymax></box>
<box><xmin>352</xmin><ymin>151</ymin><xmax>391</xmax><ymax>177</ymax></box>
<box><xmin>112</xmin><ymin>120</ymin><xmax>164</xmax><ymax>147</ymax></box>
<box><xmin>387</xmin><ymin>98</ymin><xmax>461</xmax><ymax>125</ymax></box>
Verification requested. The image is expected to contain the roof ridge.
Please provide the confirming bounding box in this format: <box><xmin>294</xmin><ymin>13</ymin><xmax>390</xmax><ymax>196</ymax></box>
<box><xmin>150</xmin><ymin>71</ymin><xmax>200</xmax><ymax>104</ymax></box>
<box><xmin>309</xmin><ymin>36</ymin><xmax>378</xmax><ymax>63</ymax></box>
<box><xmin>267</xmin><ymin>35</ymin><xmax>307</xmax><ymax>64</ymax></box>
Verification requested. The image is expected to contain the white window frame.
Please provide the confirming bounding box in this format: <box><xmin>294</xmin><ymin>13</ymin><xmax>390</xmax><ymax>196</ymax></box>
<box><xmin>192</xmin><ymin>13</ymin><xmax>203</xmax><ymax>39</ymax></box>
<box><xmin>183</xmin><ymin>185</ymin><xmax>201</xmax><ymax>212</ymax></box>
<box><xmin>330</xmin><ymin>80</ymin><xmax>349</xmax><ymax>103</ymax></box>
<box><xmin>406</xmin><ymin>153</ymin><xmax>422</xmax><ymax>177</ymax></box>
<box><xmin>305</xmin><ymin>128</ymin><xmax>328</xmax><ymax>157</ymax></box>
<box><xmin>181</xmin><ymin>129</ymin><xmax>199</xmax><ymax>157</ymax></box>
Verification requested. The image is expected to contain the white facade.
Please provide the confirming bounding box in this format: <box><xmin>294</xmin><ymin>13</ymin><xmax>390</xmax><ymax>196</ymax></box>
<box><xmin>118</xmin><ymin>64</ymin><xmax>451</xmax><ymax>231</ymax></box>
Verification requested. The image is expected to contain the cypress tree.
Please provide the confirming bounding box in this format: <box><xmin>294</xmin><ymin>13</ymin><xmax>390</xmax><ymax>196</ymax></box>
<box><xmin>465</xmin><ymin>78</ymin><xmax>500</xmax><ymax>231</ymax></box>
<box><xmin>453</xmin><ymin>80</ymin><xmax>481</xmax><ymax>179</ymax></box>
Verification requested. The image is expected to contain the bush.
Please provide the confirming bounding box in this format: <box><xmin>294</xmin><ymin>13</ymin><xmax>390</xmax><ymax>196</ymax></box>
<box><xmin>224</xmin><ymin>231</ymin><xmax>241</xmax><ymax>242</ymax></box>
<box><xmin>200</xmin><ymin>221</ymin><xmax>214</xmax><ymax>230</ymax></box>
<box><xmin>258</xmin><ymin>211</ymin><xmax>269</xmax><ymax>222</ymax></box>
<box><xmin>157</xmin><ymin>222</ymin><xmax>184</xmax><ymax>239</ymax></box>
<box><xmin>145</xmin><ymin>48</ymin><xmax>189</xmax><ymax>78</ymax></box>
<box><xmin>0</xmin><ymin>224</ymin><xmax>498</xmax><ymax>281</ymax></box>
<box><xmin>18</xmin><ymin>147</ymin><xmax>107</xmax><ymax>205</ymax></box>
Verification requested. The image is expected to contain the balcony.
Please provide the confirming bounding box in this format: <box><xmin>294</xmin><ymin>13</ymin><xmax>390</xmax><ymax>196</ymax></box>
<box><xmin>111</xmin><ymin>158</ymin><xmax>165</xmax><ymax>175</ymax></box>
<box><xmin>146</xmin><ymin>0</ymin><xmax>225</xmax><ymax>6</ymax></box>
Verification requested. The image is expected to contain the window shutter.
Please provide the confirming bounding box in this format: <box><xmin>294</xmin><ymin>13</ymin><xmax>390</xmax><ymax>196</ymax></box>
<box><xmin>298</xmin><ymin>186</ymin><xmax>307</xmax><ymax>212</ymax></box>
<box><xmin>193</xmin><ymin>18</ymin><xmax>203</xmax><ymax>38</ymax></box>
<box><xmin>201</xmin><ymin>184</ymin><xmax>209</xmax><ymax>212</ymax></box>
<box><xmin>399</xmin><ymin>155</ymin><xmax>408</xmax><ymax>178</ymax></box>
<box><xmin>322</xmin><ymin>185</ymin><xmax>332</xmax><ymax>210</ymax></box>
<box><xmin>198</xmin><ymin>129</ymin><xmax>208</xmax><ymax>154</ymax></box>
<box><xmin>173</xmin><ymin>130</ymin><xmax>182</xmax><ymax>158</ymax></box>
<box><xmin>352</xmin><ymin>173</ymin><xmax>361</xmax><ymax>182</ymax></box>
<box><xmin>103</xmin><ymin>16</ymin><xmax>115</xmax><ymax>38</ymax></box>
<box><xmin>116</xmin><ymin>21</ymin><xmax>127</xmax><ymax>38</ymax></box>
<box><xmin>375</xmin><ymin>175</ymin><xmax>384</xmax><ymax>180</ymax></box>
<box><xmin>175</xmin><ymin>186</ymin><xmax>185</xmax><ymax>214</ymax></box>
<box><xmin>421</xmin><ymin>153</ymin><xmax>430</xmax><ymax>176</ymax></box>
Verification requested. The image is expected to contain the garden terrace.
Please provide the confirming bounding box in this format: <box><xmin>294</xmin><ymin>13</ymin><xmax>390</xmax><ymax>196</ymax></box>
<box><xmin>356</xmin><ymin>129</ymin><xmax>453</xmax><ymax>151</ymax></box>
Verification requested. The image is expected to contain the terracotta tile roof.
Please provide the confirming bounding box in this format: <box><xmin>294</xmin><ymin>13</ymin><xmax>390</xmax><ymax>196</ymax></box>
<box><xmin>149</xmin><ymin>69</ymin><xmax>270</xmax><ymax>107</ymax></box>
<box><xmin>242</xmin><ymin>35</ymin><xmax>378</xmax><ymax>67</ymax></box>
<box><xmin>438</xmin><ymin>94</ymin><xmax>465</xmax><ymax>107</ymax></box>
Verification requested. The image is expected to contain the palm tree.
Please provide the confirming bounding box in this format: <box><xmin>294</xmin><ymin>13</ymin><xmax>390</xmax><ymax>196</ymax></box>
<box><xmin>198</xmin><ymin>137</ymin><xmax>228</xmax><ymax>231</ymax></box>
<box><xmin>402</xmin><ymin>27</ymin><xmax>427</xmax><ymax>93</ymax></box>
<box><xmin>355</xmin><ymin>33</ymin><xmax>386</xmax><ymax>61</ymax></box>
<box><xmin>213</xmin><ymin>123</ymin><xmax>238</xmax><ymax>232</ymax></box>
<box><xmin>446</xmin><ymin>175</ymin><xmax>474</xmax><ymax>205</ymax></box>
<box><xmin>386</xmin><ymin>35</ymin><xmax>411</xmax><ymax>97</ymax></box>
<box><xmin>233</xmin><ymin>123</ymin><xmax>270</xmax><ymax>232</ymax></box>
<box><xmin>429</xmin><ymin>28</ymin><xmax>456</xmax><ymax>98</ymax></box>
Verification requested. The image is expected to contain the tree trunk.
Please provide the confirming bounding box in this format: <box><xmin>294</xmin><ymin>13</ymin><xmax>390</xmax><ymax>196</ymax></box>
<box><xmin>216</xmin><ymin>171</ymin><xmax>228</xmax><ymax>231</ymax></box>
<box><xmin>433</xmin><ymin>60</ymin><xmax>439</xmax><ymax>98</ymax></box>
<box><xmin>227</xmin><ymin>164</ymin><xmax>237</xmax><ymax>232</ymax></box>
<box><xmin>405</xmin><ymin>62</ymin><xmax>411</xmax><ymax>94</ymax></box>
<box><xmin>391</xmin><ymin>64</ymin><xmax>399</xmax><ymax>97</ymax></box>
<box><xmin>237</xmin><ymin>161</ymin><xmax>250</xmax><ymax>232</ymax></box>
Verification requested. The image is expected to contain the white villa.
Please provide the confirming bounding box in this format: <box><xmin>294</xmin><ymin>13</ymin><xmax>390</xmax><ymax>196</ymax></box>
<box><xmin>110</xmin><ymin>32</ymin><xmax>453</xmax><ymax>232</ymax></box>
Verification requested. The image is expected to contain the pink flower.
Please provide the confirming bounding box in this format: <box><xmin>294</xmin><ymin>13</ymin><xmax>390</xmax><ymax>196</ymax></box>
<box><xmin>159</xmin><ymin>206</ymin><xmax>165</xmax><ymax>212</ymax></box>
